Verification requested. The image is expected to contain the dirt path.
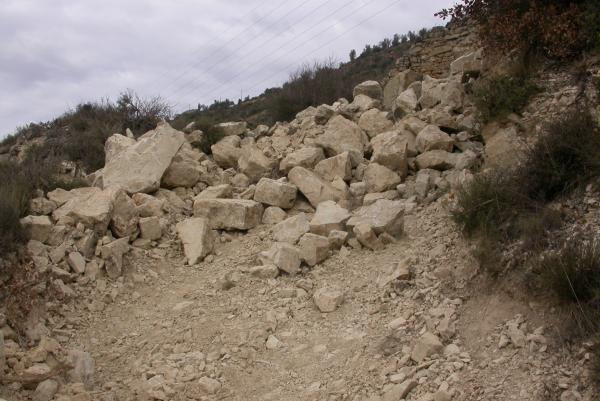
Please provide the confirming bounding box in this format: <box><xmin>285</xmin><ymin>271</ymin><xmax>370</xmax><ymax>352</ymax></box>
<box><xmin>60</xmin><ymin>202</ymin><xmax>593</xmax><ymax>401</ymax></box>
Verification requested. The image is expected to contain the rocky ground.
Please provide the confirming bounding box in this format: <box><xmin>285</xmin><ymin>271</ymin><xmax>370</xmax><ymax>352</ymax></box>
<box><xmin>1</xmin><ymin>47</ymin><xmax>598</xmax><ymax>401</ymax></box>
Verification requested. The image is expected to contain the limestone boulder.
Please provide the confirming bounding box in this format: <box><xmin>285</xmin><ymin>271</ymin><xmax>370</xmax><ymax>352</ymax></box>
<box><xmin>358</xmin><ymin>109</ymin><xmax>393</xmax><ymax>138</ymax></box>
<box><xmin>102</xmin><ymin>123</ymin><xmax>185</xmax><ymax>194</ymax></box>
<box><xmin>53</xmin><ymin>187</ymin><xmax>120</xmax><ymax>234</ymax></box>
<box><xmin>416</xmin><ymin>125</ymin><xmax>454</xmax><ymax>153</ymax></box>
<box><xmin>288</xmin><ymin>167</ymin><xmax>348</xmax><ymax>208</ymax></box>
<box><xmin>193</xmin><ymin>199</ymin><xmax>263</xmax><ymax>230</ymax></box>
<box><xmin>279</xmin><ymin>147</ymin><xmax>325</xmax><ymax>173</ymax></box>
<box><xmin>211</xmin><ymin>136</ymin><xmax>242</xmax><ymax>169</ymax></box>
<box><xmin>392</xmin><ymin>88</ymin><xmax>419</xmax><ymax>119</ymax></box>
<box><xmin>259</xmin><ymin>242</ymin><xmax>301</xmax><ymax>275</ymax></box>
<box><xmin>48</xmin><ymin>187</ymin><xmax>98</xmax><ymax>208</ymax></box>
<box><xmin>161</xmin><ymin>142</ymin><xmax>201</xmax><ymax>188</ymax></box>
<box><xmin>176</xmin><ymin>218</ymin><xmax>214</xmax><ymax>265</ymax></box>
<box><xmin>298</xmin><ymin>233</ymin><xmax>330</xmax><ymax>267</ymax></box>
<box><xmin>67</xmin><ymin>251</ymin><xmax>86</xmax><ymax>274</ymax></box>
<box><xmin>110</xmin><ymin>190</ymin><xmax>139</xmax><ymax>239</ymax></box>
<box><xmin>104</xmin><ymin>134</ymin><xmax>136</xmax><ymax>164</ymax></box>
<box><xmin>100</xmin><ymin>237</ymin><xmax>130</xmax><ymax>279</ymax></box>
<box><xmin>238</xmin><ymin>146</ymin><xmax>277</xmax><ymax>183</ymax></box>
<box><xmin>20</xmin><ymin>215</ymin><xmax>53</xmax><ymax>243</ymax></box>
<box><xmin>313</xmin><ymin>286</ymin><xmax>344</xmax><ymax>313</ymax></box>
<box><xmin>353</xmin><ymin>223</ymin><xmax>384</xmax><ymax>250</ymax></box>
<box><xmin>370</xmin><ymin>131</ymin><xmax>409</xmax><ymax>176</ymax></box>
<box><xmin>254</xmin><ymin>178</ymin><xmax>297</xmax><ymax>209</ymax></box>
<box><xmin>419</xmin><ymin>75</ymin><xmax>444</xmax><ymax>109</ymax></box>
<box><xmin>132</xmin><ymin>193</ymin><xmax>165</xmax><ymax>217</ymax></box>
<box><xmin>314</xmin><ymin>152</ymin><xmax>352</xmax><ymax>182</ymax></box>
<box><xmin>415</xmin><ymin>150</ymin><xmax>458</xmax><ymax>171</ymax></box>
<box><xmin>347</xmin><ymin>199</ymin><xmax>404</xmax><ymax>236</ymax></box>
<box><xmin>353</xmin><ymin>80</ymin><xmax>382</xmax><ymax>100</ymax></box>
<box><xmin>383</xmin><ymin>69</ymin><xmax>422</xmax><ymax>109</ymax></box>
<box><xmin>346</xmin><ymin>94</ymin><xmax>381</xmax><ymax>114</ymax></box>
<box><xmin>363</xmin><ymin>163</ymin><xmax>402</xmax><ymax>193</ymax></box>
<box><xmin>411</xmin><ymin>332</ymin><xmax>444</xmax><ymax>362</ymax></box>
<box><xmin>309</xmin><ymin>201</ymin><xmax>350</xmax><ymax>236</ymax></box>
<box><xmin>272</xmin><ymin>213</ymin><xmax>310</xmax><ymax>244</ymax></box>
<box><xmin>139</xmin><ymin>216</ymin><xmax>162</xmax><ymax>241</ymax></box>
<box><xmin>262</xmin><ymin>206</ymin><xmax>287</xmax><ymax>225</ymax></box>
<box><xmin>195</xmin><ymin>184</ymin><xmax>233</xmax><ymax>200</ymax></box>
<box><xmin>316</xmin><ymin>115</ymin><xmax>367</xmax><ymax>165</ymax></box>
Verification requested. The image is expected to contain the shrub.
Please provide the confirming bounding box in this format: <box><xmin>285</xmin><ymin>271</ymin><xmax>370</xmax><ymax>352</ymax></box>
<box><xmin>0</xmin><ymin>162</ymin><xmax>32</xmax><ymax>255</ymax></box>
<box><xmin>519</xmin><ymin>111</ymin><xmax>600</xmax><ymax>202</ymax></box>
<box><xmin>436</xmin><ymin>0</ymin><xmax>598</xmax><ymax>59</ymax></box>
<box><xmin>471</xmin><ymin>74</ymin><xmax>540</xmax><ymax>122</ymax></box>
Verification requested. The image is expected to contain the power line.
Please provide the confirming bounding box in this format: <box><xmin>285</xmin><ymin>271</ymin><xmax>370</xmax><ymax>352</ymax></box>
<box><xmin>159</xmin><ymin>0</ymin><xmax>318</xmax><ymax>95</ymax></box>
<box><xmin>175</xmin><ymin>0</ymin><xmax>397</xmax><ymax>105</ymax></box>
<box><xmin>167</xmin><ymin>0</ymin><xmax>378</xmax><ymax>104</ymax></box>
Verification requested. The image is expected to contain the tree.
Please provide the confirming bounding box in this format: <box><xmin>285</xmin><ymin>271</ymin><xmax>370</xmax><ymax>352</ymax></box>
<box><xmin>392</xmin><ymin>33</ymin><xmax>400</xmax><ymax>46</ymax></box>
<box><xmin>349</xmin><ymin>49</ymin><xmax>357</xmax><ymax>61</ymax></box>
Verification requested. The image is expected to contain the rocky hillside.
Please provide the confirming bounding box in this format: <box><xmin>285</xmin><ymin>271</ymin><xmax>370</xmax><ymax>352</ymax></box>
<box><xmin>1</xmin><ymin>11</ymin><xmax>599</xmax><ymax>401</ymax></box>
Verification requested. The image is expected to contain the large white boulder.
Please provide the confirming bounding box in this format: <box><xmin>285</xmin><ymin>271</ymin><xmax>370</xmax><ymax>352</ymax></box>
<box><xmin>314</xmin><ymin>152</ymin><xmax>352</xmax><ymax>182</ymax></box>
<box><xmin>353</xmin><ymin>80</ymin><xmax>382</xmax><ymax>100</ymax></box>
<box><xmin>309</xmin><ymin>201</ymin><xmax>350</xmax><ymax>236</ymax></box>
<box><xmin>363</xmin><ymin>163</ymin><xmax>402</xmax><ymax>193</ymax></box>
<box><xmin>416</xmin><ymin>125</ymin><xmax>454</xmax><ymax>153</ymax></box>
<box><xmin>102</xmin><ymin>123</ymin><xmax>185</xmax><ymax>194</ymax></box>
<box><xmin>254</xmin><ymin>178</ymin><xmax>297</xmax><ymax>209</ymax></box>
<box><xmin>211</xmin><ymin>136</ymin><xmax>242</xmax><ymax>169</ymax></box>
<box><xmin>316</xmin><ymin>115</ymin><xmax>367</xmax><ymax>166</ymax></box>
<box><xmin>347</xmin><ymin>199</ymin><xmax>404</xmax><ymax>237</ymax></box>
<box><xmin>213</xmin><ymin>121</ymin><xmax>247</xmax><ymax>137</ymax></box>
<box><xmin>279</xmin><ymin>147</ymin><xmax>325</xmax><ymax>173</ymax></box>
<box><xmin>370</xmin><ymin>131</ymin><xmax>409</xmax><ymax>176</ymax></box>
<box><xmin>176</xmin><ymin>218</ymin><xmax>214</xmax><ymax>265</ymax></box>
<box><xmin>358</xmin><ymin>109</ymin><xmax>394</xmax><ymax>138</ymax></box>
<box><xmin>161</xmin><ymin>142</ymin><xmax>201</xmax><ymax>188</ymax></box>
<box><xmin>238</xmin><ymin>146</ymin><xmax>277</xmax><ymax>183</ymax></box>
<box><xmin>104</xmin><ymin>134</ymin><xmax>136</xmax><ymax>164</ymax></box>
<box><xmin>288</xmin><ymin>167</ymin><xmax>348</xmax><ymax>208</ymax></box>
<box><xmin>193</xmin><ymin>199</ymin><xmax>263</xmax><ymax>230</ymax></box>
<box><xmin>53</xmin><ymin>187</ymin><xmax>121</xmax><ymax>234</ymax></box>
<box><xmin>383</xmin><ymin>69</ymin><xmax>422</xmax><ymax>110</ymax></box>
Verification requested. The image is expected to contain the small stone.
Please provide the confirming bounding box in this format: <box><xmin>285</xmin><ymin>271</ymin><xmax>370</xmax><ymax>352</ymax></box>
<box><xmin>249</xmin><ymin>264</ymin><xmax>279</xmax><ymax>279</ymax></box>
<box><xmin>313</xmin><ymin>286</ymin><xmax>344</xmax><ymax>312</ymax></box>
<box><xmin>411</xmin><ymin>332</ymin><xmax>443</xmax><ymax>362</ymax></box>
<box><xmin>139</xmin><ymin>216</ymin><xmax>162</xmax><ymax>241</ymax></box>
<box><xmin>33</xmin><ymin>379</ymin><xmax>59</xmax><ymax>401</ymax></box>
<box><xmin>382</xmin><ymin>380</ymin><xmax>418</xmax><ymax>401</ymax></box>
<box><xmin>353</xmin><ymin>223</ymin><xmax>383</xmax><ymax>250</ymax></box>
<box><xmin>67</xmin><ymin>252</ymin><xmax>86</xmax><ymax>274</ymax></box>
<box><xmin>196</xmin><ymin>376</ymin><xmax>222</xmax><ymax>394</ymax></box>
<box><xmin>266</xmin><ymin>335</ymin><xmax>282</xmax><ymax>350</ymax></box>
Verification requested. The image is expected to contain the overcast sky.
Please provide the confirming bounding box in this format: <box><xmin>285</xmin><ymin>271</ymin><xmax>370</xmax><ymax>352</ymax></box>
<box><xmin>0</xmin><ymin>0</ymin><xmax>449</xmax><ymax>138</ymax></box>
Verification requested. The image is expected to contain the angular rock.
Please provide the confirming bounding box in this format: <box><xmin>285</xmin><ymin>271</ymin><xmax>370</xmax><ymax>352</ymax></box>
<box><xmin>383</xmin><ymin>69</ymin><xmax>422</xmax><ymax>109</ymax></box>
<box><xmin>67</xmin><ymin>251</ymin><xmax>86</xmax><ymax>274</ymax></box>
<box><xmin>298</xmin><ymin>233</ymin><xmax>330</xmax><ymax>267</ymax></box>
<box><xmin>259</xmin><ymin>242</ymin><xmax>301</xmax><ymax>275</ymax></box>
<box><xmin>419</xmin><ymin>75</ymin><xmax>444</xmax><ymax>109</ymax></box>
<box><xmin>363</xmin><ymin>163</ymin><xmax>402</xmax><ymax>193</ymax></box>
<box><xmin>328</xmin><ymin>230</ymin><xmax>348</xmax><ymax>249</ymax></box>
<box><xmin>415</xmin><ymin>150</ymin><xmax>458</xmax><ymax>171</ymax></box>
<box><xmin>139</xmin><ymin>216</ymin><xmax>162</xmax><ymax>241</ymax></box>
<box><xmin>20</xmin><ymin>215</ymin><xmax>52</xmax><ymax>243</ymax></box>
<box><xmin>485</xmin><ymin>126</ymin><xmax>525</xmax><ymax>168</ymax></box>
<box><xmin>48</xmin><ymin>187</ymin><xmax>97</xmax><ymax>207</ymax></box>
<box><xmin>195</xmin><ymin>184</ymin><xmax>233</xmax><ymax>200</ymax></box>
<box><xmin>346</xmin><ymin>94</ymin><xmax>381</xmax><ymax>114</ymax></box>
<box><xmin>382</xmin><ymin>380</ymin><xmax>418</xmax><ymax>401</ymax></box>
<box><xmin>254</xmin><ymin>178</ymin><xmax>297</xmax><ymax>209</ymax></box>
<box><xmin>104</xmin><ymin>134</ymin><xmax>136</xmax><ymax>164</ymax></box>
<box><xmin>262</xmin><ymin>206</ymin><xmax>287</xmax><ymax>225</ymax></box>
<box><xmin>196</xmin><ymin>376</ymin><xmax>222</xmax><ymax>395</ymax></box>
<box><xmin>238</xmin><ymin>146</ymin><xmax>277</xmax><ymax>183</ymax></box>
<box><xmin>110</xmin><ymin>190</ymin><xmax>139</xmax><ymax>239</ymax></box>
<box><xmin>54</xmin><ymin>187</ymin><xmax>120</xmax><ymax>234</ymax></box>
<box><xmin>100</xmin><ymin>238</ymin><xmax>130</xmax><ymax>279</ymax></box>
<box><xmin>161</xmin><ymin>142</ymin><xmax>201</xmax><ymax>188</ymax></box>
<box><xmin>76</xmin><ymin>231</ymin><xmax>97</xmax><ymax>259</ymax></box>
<box><xmin>288</xmin><ymin>167</ymin><xmax>348</xmax><ymax>208</ymax></box>
<box><xmin>279</xmin><ymin>147</ymin><xmax>325</xmax><ymax>173</ymax></box>
<box><xmin>29</xmin><ymin>197</ymin><xmax>57</xmax><ymax>216</ymax></box>
<box><xmin>363</xmin><ymin>190</ymin><xmax>399</xmax><ymax>206</ymax></box>
<box><xmin>370</xmin><ymin>131</ymin><xmax>409</xmax><ymax>176</ymax></box>
<box><xmin>411</xmin><ymin>332</ymin><xmax>444</xmax><ymax>362</ymax></box>
<box><xmin>353</xmin><ymin>80</ymin><xmax>382</xmax><ymax>100</ymax></box>
<box><xmin>176</xmin><ymin>218</ymin><xmax>214</xmax><ymax>265</ymax></box>
<box><xmin>392</xmin><ymin>88</ymin><xmax>419</xmax><ymax>119</ymax></box>
<box><xmin>33</xmin><ymin>379</ymin><xmax>59</xmax><ymax>401</ymax></box>
<box><xmin>313</xmin><ymin>286</ymin><xmax>344</xmax><ymax>312</ymax></box>
<box><xmin>353</xmin><ymin>223</ymin><xmax>384</xmax><ymax>250</ymax></box>
<box><xmin>211</xmin><ymin>135</ymin><xmax>241</xmax><ymax>169</ymax></box>
<box><xmin>132</xmin><ymin>193</ymin><xmax>165</xmax><ymax>217</ymax></box>
<box><xmin>309</xmin><ymin>201</ymin><xmax>350</xmax><ymax>236</ymax></box>
<box><xmin>103</xmin><ymin>123</ymin><xmax>185</xmax><ymax>193</ymax></box>
<box><xmin>358</xmin><ymin>109</ymin><xmax>393</xmax><ymax>138</ymax></box>
<box><xmin>194</xmin><ymin>199</ymin><xmax>263</xmax><ymax>230</ymax></box>
<box><xmin>416</xmin><ymin>125</ymin><xmax>454</xmax><ymax>153</ymax></box>
<box><xmin>347</xmin><ymin>199</ymin><xmax>404</xmax><ymax>236</ymax></box>
<box><xmin>316</xmin><ymin>115</ymin><xmax>367</xmax><ymax>166</ymax></box>
<box><xmin>272</xmin><ymin>213</ymin><xmax>310</xmax><ymax>244</ymax></box>
<box><xmin>314</xmin><ymin>152</ymin><xmax>352</xmax><ymax>182</ymax></box>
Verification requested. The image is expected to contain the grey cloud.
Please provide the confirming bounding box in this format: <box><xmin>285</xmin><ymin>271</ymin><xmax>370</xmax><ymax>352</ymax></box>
<box><xmin>0</xmin><ymin>0</ymin><xmax>449</xmax><ymax>137</ymax></box>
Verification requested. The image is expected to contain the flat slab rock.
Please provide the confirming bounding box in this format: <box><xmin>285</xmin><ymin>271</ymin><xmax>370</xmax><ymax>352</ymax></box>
<box><xmin>193</xmin><ymin>198</ymin><xmax>263</xmax><ymax>230</ymax></box>
<box><xmin>176</xmin><ymin>217</ymin><xmax>214</xmax><ymax>265</ymax></box>
<box><xmin>346</xmin><ymin>199</ymin><xmax>404</xmax><ymax>237</ymax></box>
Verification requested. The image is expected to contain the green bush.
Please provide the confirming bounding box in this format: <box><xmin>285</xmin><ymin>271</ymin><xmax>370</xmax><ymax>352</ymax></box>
<box><xmin>471</xmin><ymin>74</ymin><xmax>540</xmax><ymax>122</ymax></box>
<box><xmin>519</xmin><ymin>111</ymin><xmax>600</xmax><ymax>202</ymax></box>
